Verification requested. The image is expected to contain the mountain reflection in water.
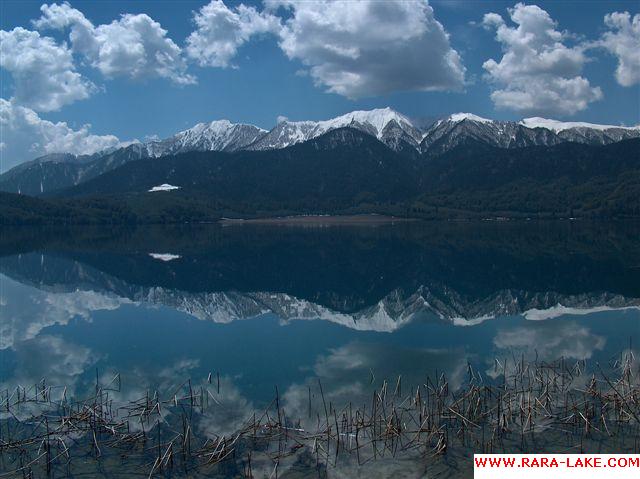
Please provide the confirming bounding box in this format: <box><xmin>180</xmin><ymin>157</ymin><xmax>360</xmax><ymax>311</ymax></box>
<box><xmin>1</xmin><ymin>221</ymin><xmax>639</xmax><ymax>477</ymax></box>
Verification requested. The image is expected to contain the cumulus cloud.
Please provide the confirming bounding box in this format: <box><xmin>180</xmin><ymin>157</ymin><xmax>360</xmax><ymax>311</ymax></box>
<box><xmin>0</xmin><ymin>99</ymin><xmax>122</xmax><ymax>171</ymax></box>
<box><xmin>184</xmin><ymin>1</ymin><xmax>465</xmax><ymax>97</ymax></box>
<box><xmin>597</xmin><ymin>12</ymin><xmax>640</xmax><ymax>87</ymax></box>
<box><xmin>1</xmin><ymin>3</ymin><xmax>193</xmax><ymax>168</ymax></box>
<box><xmin>482</xmin><ymin>2</ymin><xmax>602</xmax><ymax>116</ymax></box>
<box><xmin>186</xmin><ymin>0</ymin><xmax>281</xmax><ymax>68</ymax></box>
<box><xmin>265</xmin><ymin>0</ymin><xmax>465</xmax><ymax>99</ymax></box>
<box><xmin>34</xmin><ymin>2</ymin><xmax>195</xmax><ymax>84</ymax></box>
<box><xmin>0</xmin><ymin>27</ymin><xmax>94</xmax><ymax>112</ymax></box>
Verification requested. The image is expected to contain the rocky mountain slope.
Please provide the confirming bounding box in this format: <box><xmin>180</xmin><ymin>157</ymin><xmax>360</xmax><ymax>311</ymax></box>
<box><xmin>144</xmin><ymin>120</ymin><xmax>266</xmax><ymax>157</ymax></box>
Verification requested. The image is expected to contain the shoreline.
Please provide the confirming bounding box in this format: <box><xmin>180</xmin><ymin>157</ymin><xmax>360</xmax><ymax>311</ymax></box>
<box><xmin>219</xmin><ymin>214</ymin><xmax>419</xmax><ymax>225</ymax></box>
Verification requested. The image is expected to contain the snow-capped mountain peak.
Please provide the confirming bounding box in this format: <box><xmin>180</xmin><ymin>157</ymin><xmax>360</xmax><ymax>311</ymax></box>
<box><xmin>187</xmin><ymin>119</ymin><xmax>234</xmax><ymax>135</ymax></box>
<box><xmin>520</xmin><ymin>117</ymin><xmax>640</xmax><ymax>133</ymax></box>
<box><xmin>145</xmin><ymin>120</ymin><xmax>267</xmax><ymax>156</ymax></box>
<box><xmin>322</xmin><ymin>107</ymin><xmax>414</xmax><ymax>139</ymax></box>
<box><xmin>446</xmin><ymin>112</ymin><xmax>493</xmax><ymax>124</ymax></box>
<box><xmin>419</xmin><ymin>111</ymin><xmax>640</xmax><ymax>154</ymax></box>
<box><xmin>248</xmin><ymin>107</ymin><xmax>421</xmax><ymax>151</ymax></box>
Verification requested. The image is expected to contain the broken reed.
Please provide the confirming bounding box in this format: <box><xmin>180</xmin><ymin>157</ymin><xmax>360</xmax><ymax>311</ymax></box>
<box><xmin>0</xmin><ymin>350</ymin><xmax>638</xmax><ymax>477</ymax></box>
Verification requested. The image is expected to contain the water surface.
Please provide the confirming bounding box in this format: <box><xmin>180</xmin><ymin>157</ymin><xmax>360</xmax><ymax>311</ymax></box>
<box><xmin>1</xmin><ymin>221</ymin><xmax>639</xmax><ymax>477</ymax></box>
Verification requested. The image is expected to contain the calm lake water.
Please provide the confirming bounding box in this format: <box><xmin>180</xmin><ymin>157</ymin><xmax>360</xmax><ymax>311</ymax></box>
<box><xmin>1</xmin><ymin>221</ymin><xmax>639</xmax><ymax>477</ymax></box>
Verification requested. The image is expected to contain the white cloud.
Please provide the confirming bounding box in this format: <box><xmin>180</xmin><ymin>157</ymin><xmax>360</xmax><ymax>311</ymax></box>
<box><xmin>598</xmin><ymin>12</ymin><xmax>640</xmax><ymax>87</ymax></box>
<box><xmin>196</xmin><ymin>376</ymin><xmax>255</xmax><ymax>438</ymax></box>
<box><xmin>266</xmin><ymin>0</ymin><xmax>466</xmax><ymax>99</ymax></box>
<box><xmin>482</xmin><ymin>2</ymin><xmax>602</xmax><ymax>116</ymax></box>
<box><xmin>186</xmin><ymin>0</ymin><xmax>281</xmax><ymax>68</ymax></box>
<box><xmin>1</xmin><ymin>4</ymin><xmax>192</xmax><ymax>169</ymax></box>
<box><xmin>2</xmin><ymin>336</ymin><xmax>96</xmax><ymax>410</ymax></box>
<box><xmin>34</xmin><ymin>2</ymin><xmax>195</xmax><ymax>85</ymax></box>
<box><xmin>493</xmin><ymin>322</ymin><xmax>606</xmax><ymax>361</ymax></box>
<box><xmin>0</xmin><ymin>272</ymin><xmax>129</xmax><ymax>349</ymax></box>
<box><xmin>0</xmin><ymin>27</ymin><xmax>94</xmax><ymax>112</ymax></box>
<box><xmin>0</xmin><ymin>98</ymin><xmax>122</xmax><ymax>171</ymax></box>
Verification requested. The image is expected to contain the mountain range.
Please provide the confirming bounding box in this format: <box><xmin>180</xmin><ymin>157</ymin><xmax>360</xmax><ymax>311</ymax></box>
<box><xmin>2</xmin><ymin>222</ymin><xmax>638</xmax><ymax>333</ymax></box>
<box><xmin>1</xmin><ymin>108</ymin><xmax>638</xmax><ymax>196</ymax></box>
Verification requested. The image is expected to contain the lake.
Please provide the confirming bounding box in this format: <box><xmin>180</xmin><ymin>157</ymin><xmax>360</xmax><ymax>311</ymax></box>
<box><xmin>1</xmin><ymin>221</ymin><xmax>639</xmax><ymax>477</ymax></box>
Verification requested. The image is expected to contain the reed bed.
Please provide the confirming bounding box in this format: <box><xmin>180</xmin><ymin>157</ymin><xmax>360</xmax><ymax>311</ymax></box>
<box><xmin>0</xmin><ymin>350</ymin><xmax>638</xmax><ymax>477</ymax></box>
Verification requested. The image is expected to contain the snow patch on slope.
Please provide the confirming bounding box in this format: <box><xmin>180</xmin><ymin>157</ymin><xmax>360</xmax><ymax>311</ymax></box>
<box><xmin>149</xmin><ymin>253</ymin><xmax>182</xmax><ymax>262</ymax></box>
<box><xmin>149</xmin><ymin>184</ymin><xmax>180</xmax><ymax>192</ymax></box>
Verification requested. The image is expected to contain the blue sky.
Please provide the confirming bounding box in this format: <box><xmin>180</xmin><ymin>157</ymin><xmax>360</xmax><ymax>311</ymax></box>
<box><xmin>1</xmin><ymin>1</ymin><xmax>639</xmax><ymax>169</ymax></box>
